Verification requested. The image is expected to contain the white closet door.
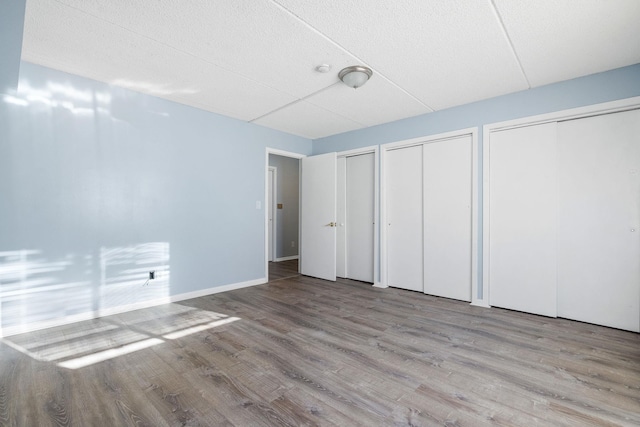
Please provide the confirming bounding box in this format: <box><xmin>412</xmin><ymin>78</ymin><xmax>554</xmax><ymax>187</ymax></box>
<box><xmin>557</xmin><ymin>109</ymin><xmax>640</xmax><ymax>332</ymax></box>
<box><xmin>346</xmin><ymin>153</ymin><xmax>375</xmax><ymax>283</ymax></box>
<box><xmin>386</xmin><ymin>145</ymin><xmax>423</xmax><ymax>291</ymax></box>
<box><xmin>336</xmin><ymin>157</ymin><xmax>347</xmax><ymax>278</ymax></box>
<box><xmin>423</xmin><ymin>136</ymin><xmax>472</xmax><ymax>301</ymax></box>
<box><xmin>489</xmin><ymin>123</ymin><xmax>558</xmax><ymax>317</ymax></box>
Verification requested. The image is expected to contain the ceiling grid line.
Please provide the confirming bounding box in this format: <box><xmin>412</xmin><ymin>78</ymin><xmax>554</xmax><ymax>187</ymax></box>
<box><xmin>489</xmin><ymin>0</ymin><xmax>531</xmax><ymax>89</ymax></box>
<box><xmin>249</xmin><ymin>82</ymin><xmax>358</xmax><ymax>123</ymax></box>
<box><xmin>268</xmin><ymin>0</ymin><xmax>436</xmax><ymax>112</ymax></box>
<box><xmin>21</xmin><ymin>0</ymin><xmax>640</xmax><ymax>139</ymax></box>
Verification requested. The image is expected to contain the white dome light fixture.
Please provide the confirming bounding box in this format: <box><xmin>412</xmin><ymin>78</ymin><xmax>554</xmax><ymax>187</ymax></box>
<box><xmin>338</xmin><ymin>65</ymin><xmax>373</xmax><ymax>89</ymax></box>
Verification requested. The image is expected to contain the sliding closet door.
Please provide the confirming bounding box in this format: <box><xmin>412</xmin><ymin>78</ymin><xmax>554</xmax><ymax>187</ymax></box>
<box><xmin>346</xmin><ymin>153</ymin><xmax>375</xmax><ymax>283</ymax></box>
<box><xmin>423</xmin><ymin>136</ymin><xmax>472</xmax><ymax>301</ymax></box>
<box><xmin>386</xmin><ymin>145</ymin><xmax>423</xmax><ymax>291</ymax></box>
<box><xmin>488</xmin><ymin>123</ymin><xmax>558</xmax><ymax>317</ymax></box>
<box><xmin>557</xmin><ymin>109</ymin><xmax>640</xmax><ymax>331</ymax></box>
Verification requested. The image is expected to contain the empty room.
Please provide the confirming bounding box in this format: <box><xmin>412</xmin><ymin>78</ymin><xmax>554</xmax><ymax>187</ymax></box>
<box><xmin>1</xmin><ymin>1</ymin><xmax>639</xmax><ymax>426</ymax></box>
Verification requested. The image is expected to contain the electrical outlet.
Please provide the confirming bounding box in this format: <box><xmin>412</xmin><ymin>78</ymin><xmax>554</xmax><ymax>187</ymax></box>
<box><xmin>149</xmin><ymin>271</ymin><xmax>155</xmax><ymax>280</ymax></box>
<box><xmin>291</xmin><ymin>241</ymin><xmax>295</xmax><ymax>248</ymax></box>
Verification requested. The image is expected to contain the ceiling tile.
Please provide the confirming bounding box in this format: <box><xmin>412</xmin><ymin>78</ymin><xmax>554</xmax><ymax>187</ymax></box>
<box><xmin>53</xmin><ymin>0</ymin><xmax>363</xmax><ymax>99</ymax></box>
<box><xmin>22</xmin><ymin>0</ymin><xmax>296</xmax><ymax>121</ymax></box>
<box><xmin>493</xmin><ymin>0</ymin><xmax>640</xmax><ymax>87</ymax></box>
<box><xmin>306</xmin><ymin>76</ymin><xmax>431</xmax><ymax>127</ymax></box>
<box><xmin>253</xmin><ymin>101</ymin><xmax>365</xmax><ymax>139</ymax></box>
<box><xmin>274</xmin><ymin>0</ymin><xmax>529</xmax><ymax>110</ymax></box>
<box><xmin>20</xmin><ymin>1</ymin><xmax>640</xmax><ymax>139</ymax></box>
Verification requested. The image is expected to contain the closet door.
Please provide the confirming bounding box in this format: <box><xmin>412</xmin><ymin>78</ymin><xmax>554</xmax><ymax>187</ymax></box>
<box><xmin>423</xmin><ymin>135</ymin><xmax>472</xmax><ymax>301</ymax></box>
<box><xmin>386</xmin><ymin>145</ymin><xmax>423</xmax><ymax>291</ymax></box>
<box><xmin>346</xmin><ymin>153</ymin><xmax>375</xmax><ymax>283</ymax></box>
<box><xmin>557</xmin><ymin>109</ymin><xmax>640</xmax><ymax>331</ymax></box>
<box><xmin>488</xmin><ymin>123</ymin><xmax>558</xmax><ymax>317</ymax></box>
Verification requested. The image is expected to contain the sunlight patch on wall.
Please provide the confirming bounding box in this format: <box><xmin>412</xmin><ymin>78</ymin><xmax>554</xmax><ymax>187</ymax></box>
<box><xmin>99</xmin><ymin>242</ymin><xmax>170</xmax><ymax>310</ymax></box>
<box><xmin>0</xmin><ymin>250</ymin><xmax>93</xmax><ymax>333</ymax></box>
<box><xmin>0</xmin><ymin>243</ymin><xmax>170</xmax><ymax>336</ymax></box>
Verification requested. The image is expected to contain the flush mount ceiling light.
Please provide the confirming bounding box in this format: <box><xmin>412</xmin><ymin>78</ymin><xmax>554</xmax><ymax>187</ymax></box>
<box><xmin>338</xmin><ymin>65</ymin><xmax>373</xmax><ymax>89</ymax></box>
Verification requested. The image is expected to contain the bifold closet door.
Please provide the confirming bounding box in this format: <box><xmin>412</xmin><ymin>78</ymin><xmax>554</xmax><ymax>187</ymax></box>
<box><xmin>423</xmin><ymin>136</ymin><xmax>472</xmax><ymax>301</ymax></box>
<box><xmin>386</xmin><ymin>145</ymin><xmax>423</xmax><ymax>291</ymax></box>
<box><xmin>346</xmin><ymin>153</ymin><xmax>375</xmax><ymax>283</ymax></box>
<box><xmin>557</xmin><ymin>109</ymin><xmax>640</xmax><ymax>332</ymax></box>
<box><xmin>488</xmin><ymin>123</ymin><xmax>558</xmax><ymax>317</ymax></box>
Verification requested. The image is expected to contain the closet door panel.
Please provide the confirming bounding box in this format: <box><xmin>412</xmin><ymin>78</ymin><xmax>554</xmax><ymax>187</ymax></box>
<box><xmin>386</xmin><ymin>145</ymin><xmax>423</xmax><ymax>291</ymax></box>
<box><xmin>423</xmin><ymin>135</ymin><xmax>472</xmax><ymax>301</ymax></box>
<box><xmin>557</xmin><ymin>109</ymin><xmax>640</xmax><ymax>332</ymax></box>
<box><xmin>346</xmin><ymin>153</ymin><xmax>375</xmax><ymax>283</ymax></box>
<box><xmin>488</xmin><ymin>123</ymin><xmax>557</xmax><ymax>317</ymax></box>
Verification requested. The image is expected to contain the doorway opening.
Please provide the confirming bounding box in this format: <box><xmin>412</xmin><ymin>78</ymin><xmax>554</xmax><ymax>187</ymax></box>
<box><xmin>265</xmin><ymin>149</ymin><xmax>304</xmax><ymax>282</ymax></box>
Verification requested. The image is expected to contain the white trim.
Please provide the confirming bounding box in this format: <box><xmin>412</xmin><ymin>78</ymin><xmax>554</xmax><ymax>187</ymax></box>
<box><xmin>265</xmin><ymin>148</ymin><xmax>306</xmax><ymax>280</ymax></box>
<box><xmin>469</xmin><ymin>128</ymin><xmax>480</xmax><ymax>306</ymax></box>
<box><xmin>336</xmin><ymin>145</ymin><xmax>380</xmax><ymax>285</ymax></box>
<box><xmin>482</xmin><ymin>124</ymin><xmax>492</xmax><ymax>309</ymax></box>
<box><xmin>0</xmin><ymin>278</ymin><xmax>266</xmax><ymax>338</ymax></box>
<box><xmin>267</xmin><ymin>148</ymin><xmax>307</xmax><ymax>160</ymax></box>
<box><xmin>268</xmin><ymin>166</ymin><xmax>277</xmax><ymax>262</ymax></box>
<box><xmin>372</xmin><ymin>282</ymin><xmax>388</xmax><ymax>289</ymax></box>
<box><xmin>380</xmin><ymin>127</ymin><xmax>479</xmax><ymax>306</ymax></box>
<box><xmin>274</xmin><ymin>255</ymin><xmax>299</xmax><ymax>262</ymax></box>
<box><xmin>483</xmin><ymin>96</ymin><xmax>640</xmax><ymax>134</ymax></box>
<box><xmin>336</xmin><ymin>144</ymin><xmax>378</xmax><ymax>158</ymax></box>
<box><xmin>382</xmin><ymin>127</ymin><xmax>479</xmax><ymax>151</ymax></box>
<box><xmin>481</xmin><ymin>96</ymin><xmax>640</xmax><ymax>311</ymax></box>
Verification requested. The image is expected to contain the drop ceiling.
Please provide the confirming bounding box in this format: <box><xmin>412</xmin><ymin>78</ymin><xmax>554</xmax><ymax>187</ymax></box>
<box><xmin>21</xmin><ymin>0</ymin><xmax>640</xmax><ymax>139</ymax></box>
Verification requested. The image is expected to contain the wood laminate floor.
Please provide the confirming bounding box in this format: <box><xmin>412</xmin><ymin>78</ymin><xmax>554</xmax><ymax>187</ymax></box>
<box><xmin>268</xmin><ymin>259</ymin><xmax>299</xmax><ymax>282</ymax></box>
<box><xmin>1</xmin><ymin>276</ymin><xmax>639</xmax><ymax>426</ymax></box>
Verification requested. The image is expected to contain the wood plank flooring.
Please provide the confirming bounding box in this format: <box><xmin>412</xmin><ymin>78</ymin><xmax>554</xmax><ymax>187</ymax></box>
<box><xmin>1</xmin><ymin>275</ymin><xmax>639</xmax><ymax>426</ymax></box>
<box><xmin>268</xmin><ymin>259</ymin><xmax>299</xmax><ymax>282</ymax></box>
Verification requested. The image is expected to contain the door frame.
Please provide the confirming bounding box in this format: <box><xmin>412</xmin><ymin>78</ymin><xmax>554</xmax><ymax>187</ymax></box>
<box><xmin>268</xmin><ymin>166</ymin><xmax>277</xmax><ymax>262</ymax></box>
<box><xmin>264</xmin><ymin>148</ymin><xmax>306</xmax><ymax>281</ymax></box>
<box><xmin>482</xmin><ymin>96</ymin><xmax>640</xmax><ymax>310</ymax></box>
<box><xmin>336</xmin><ymin>145</ymin><xmax>380</xmax><ymax>286</ymax></box>
<box><xmin>380</xmin><ymin>127</ymin><xmax>479</xmax><ymax>302</ymax></box>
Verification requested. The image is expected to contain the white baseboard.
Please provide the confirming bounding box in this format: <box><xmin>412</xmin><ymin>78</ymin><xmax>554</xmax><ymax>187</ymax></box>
<box><xmin>274</xmin><ymin>255</ymin><xmax>299</xmax><ymax>262</ymax></box>
<box><xmin>471</xmin><ymin>299</ymin><xmax>490</xmax><ymax>308</ymax></box>
<box><xmin>0</xmin><ymin>277</ymin><xmax>267</xmax><ymax>338</ymax></box>
<box><xmin>372</xmin><ymin>282</ymin><xmax>388</xmax><ymax>288</ymax></box>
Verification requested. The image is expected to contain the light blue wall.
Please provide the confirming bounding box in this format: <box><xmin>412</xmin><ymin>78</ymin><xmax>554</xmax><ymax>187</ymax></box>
<box><xmin>313</xmin><ymin>64</ymin><xmax>640</xmax><ymax>154</ymax></box>
<box><xmin>0</xmin><ymin>0</ymin><xmax>26</xmax><ymax>94</ymax></box>
<box><xmin>313</xmin><ymin>63</ymin><xmax>640</xmax><ymax>299</ymax></box>
<box><xmin>0</xmin><ymin>62</ymin><xmax>311</xmax><ymax>330</ymax></box>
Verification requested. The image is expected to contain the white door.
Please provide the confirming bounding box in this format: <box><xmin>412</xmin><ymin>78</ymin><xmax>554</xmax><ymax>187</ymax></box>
<box><xmin>386</xmin><ymin>145</ymin><xmax>423</xmax><ymax>291</ymax></box>
<box><xmin>557</xmin><ymin>109</ymin><xmax>640</xmax><ymax>331</ymax></box>
<box><xmin>488</xmin><ymin>123</ymin><xmax>558</xmax><ymax>317</ymax></box>
<box><xmin>300</xmin><ymin>152</ymin><xmax>337</xmax><ymax>281</ymax></box>
<box><xmin>268</xmin><ymin>167</ymin><xmax>276</xmax><ymax>262</ymax></box>
<box><xmin>346</xmin><ymin>153</ymin><xmax>375</xmax><ymax>282</ymax></box>
<box><xmin>423</xmin><ymin>136</ymin><xmax>472</xmax><ymax>301</ymax></box>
